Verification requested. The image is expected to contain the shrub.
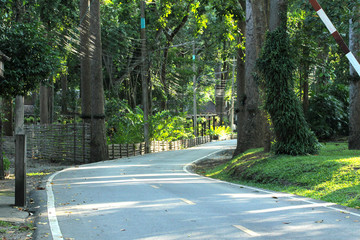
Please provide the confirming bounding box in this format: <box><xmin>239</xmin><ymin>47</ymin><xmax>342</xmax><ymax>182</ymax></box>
<box><xmin>106</xmin><ymin>99</ymin><xmax>194</xmax><ymax>144</ymax></box>
<box><xmin>206</xmin><ymin>126</ymin><xmax>232</xmax><ymax>139</ymax></box>
<box><xmin>3</xmin><ymin>155</ymin><xmax>10</xmax><ymax>172</ymax></box>
<box><xmin>307</xmin><ymin>84</ymin><xmax>349</xmax><ymax>140</ymax></box>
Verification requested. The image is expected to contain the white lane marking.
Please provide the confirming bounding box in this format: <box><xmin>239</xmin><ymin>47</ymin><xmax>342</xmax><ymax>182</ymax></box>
<box><xmin>150</xmin><ymin>185</ymin><xmax>159</xmax><ymax>189</ymax></box>
<box><xmin>47</xmin><ymin>170</ymin><xmax>67</xmax><ymax>240</ymax></box>
<box><xmin>180</xmin><ymin>198</ymin><xmax>196</xmax><ymax>205</ymax></box>
<box><xmin>233</xmin><ymin>225</ymin><xmax>261</xmax><ymax>237</ymax></box>
<box><xmin>317</xmin><ymin>9</ymin><xmax>336</xmax><ymax>34</ymax></box>
<box><xmin>183</xmin><ymin>149</ymin><xmax>360</xmax><ymax>218</ymax></box>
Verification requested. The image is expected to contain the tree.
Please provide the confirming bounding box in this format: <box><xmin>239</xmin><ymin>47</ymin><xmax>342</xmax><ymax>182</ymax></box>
<box><xmin>235</xmin><ymin>0</ymin><xmax>269</xmax><ymax>155</ymax></box>
<box><xmin>234</xmin><ymin>0</ymin><xmax>246</xmax><ymax>156</ymax></box>
<box><xmin>90</xmin><ymin>0</ymin><xmax>108</xmax><ymax>162</ymax></box>
<box><xmin>157</xmin><ymin>0</ymin><xmax>194</xmax><ymax>109</ymax></box>
<box><xmin>141</xmin><ymin>0</ymin><xmax>150</xmax><ymax>152</ymax></box>
<box><xmin>348</xmin><ymin>3</ymin><xmax>360</xmax><ymax>149</ymax></box>
<box><xmin>80</xmin><ymin>0</ymin><xmax>91</xmax><ymax>123</ymax></box>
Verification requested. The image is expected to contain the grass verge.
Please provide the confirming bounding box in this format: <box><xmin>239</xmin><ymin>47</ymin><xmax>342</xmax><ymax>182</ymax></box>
<box><xmin>198</xmin><ymin>142</ymin><xmax>360</xmax><ymax>209</ymax></box>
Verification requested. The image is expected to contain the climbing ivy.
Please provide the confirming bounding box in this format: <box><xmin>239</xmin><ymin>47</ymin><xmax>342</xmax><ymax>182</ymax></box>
<box><xmin>257</xmin><ymin>28</ymin><xmax>321</xmax><ymax>155</ymax></box>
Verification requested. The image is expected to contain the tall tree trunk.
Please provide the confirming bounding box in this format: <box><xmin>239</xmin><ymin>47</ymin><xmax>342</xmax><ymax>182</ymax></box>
<box><xmin>234</xmin><ymin>0</ymin><xmax>246</xmax><ymax>157</ymax></box>
<box><xmin>40</xmin><ymin>84</ymin><xmax>49</xmax><ymax>124</ymax></box>
<box><xmin>230</xmin><ymin>57</ymin><xmax>236</xmax><ymax>131</ymax></box>
<box><xmin>48</xmin><ymin>84</ymin><xmax>54</xmax><ymax>123</ymax></box>
<box><xmin>61</xmin><ymin>73</ymin><xmax>68</xmax><ymax>114</ymax></box>
<box><xmin>349</xmin><ymin>5</ymin><xmax>360</xmax><ymax>149</ymax></box>
<box><xmin>269</xmin><ymin>0</ymin><xmax>287</xmax><ymax>31</ymax></box>
<box><xmin>215</xmin><ymin>64</ymin><xmax>224</xmax><ymax>124</ymax></box>
<box><xmin>141</xmin><ymin>0</ymin><xmax>150</xmax><ymax>152</ymax></box>
<box><xmin>90</xmin><ymin>0</ymin><xmax>108</xmax><ymax>161</ymax></box>
<box><xmin>160</xmin><ymin>43</ymin><xmax>170</xmax><ymax>110</ymax></box>
<box><xmin>236</xmin><ymin>0</ymin><xmax>269</xmax><ymax>153</ymax></box>
<box><xmin>192</xmin><ymin>42</ymin><xmax>197</xmax><ymax>136</ymax></box>
<box><xmin>0</xmin><ymin>98</ymin><xmax>4</xmax><ymax>180</ymax></box>
<box><xmin>80</xmin><ymin>0</ymin><xmax>91</xmax><ymax>123</ymax></box>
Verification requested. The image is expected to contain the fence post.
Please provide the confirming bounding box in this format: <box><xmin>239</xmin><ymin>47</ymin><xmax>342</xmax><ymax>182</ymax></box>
<box><xmin>15</xmin><ymin>134</ymin><xmax>26</xmax><ymax>207</ymax></box>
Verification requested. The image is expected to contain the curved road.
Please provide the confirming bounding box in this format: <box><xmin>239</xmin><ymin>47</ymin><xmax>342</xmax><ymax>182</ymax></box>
<box><xmin>34</xmin><ymin>140</ymin><xmax>360</xmax><ymax>239</ymax></box>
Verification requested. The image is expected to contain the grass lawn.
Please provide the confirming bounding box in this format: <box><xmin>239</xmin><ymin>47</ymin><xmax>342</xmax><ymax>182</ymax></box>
<box><xmin>200</xmin><ymin>142</ymin><xmax>360</xmax><ymax>209</ymax></box>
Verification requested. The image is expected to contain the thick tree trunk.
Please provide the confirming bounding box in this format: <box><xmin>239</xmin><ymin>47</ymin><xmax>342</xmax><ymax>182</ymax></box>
<box><xmin>234</xmin><ymin>0</ymin><xmax>246</xmax><ymax>157</ymax></box>
<box><xmin>90</xmin><ymin>0</ymin><xmax>108</xmax><ymax>161</ymax></box>
<box><xmin>349</xmin><ymin>6</ymin><xmax>360</xmax><ymax>149</ymax></box>
<box><xmin>80</xmin><ymin>0</ymin><xmax>91</xmax><ymax>123</ymax></box>
<box><xmin>236</xmin><ymin>0</ymin><xmax>269</xmax><ymax>153</ymax></box>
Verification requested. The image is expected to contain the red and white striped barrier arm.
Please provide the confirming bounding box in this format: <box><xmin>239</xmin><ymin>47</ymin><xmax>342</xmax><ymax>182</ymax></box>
<box><xmin>309</xmin><ymin>0</ymin><xmax>360</xmax><ymax>76</ymax></box>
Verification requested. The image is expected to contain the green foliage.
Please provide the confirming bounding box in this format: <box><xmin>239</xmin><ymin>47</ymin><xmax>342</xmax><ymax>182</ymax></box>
<box><xmin>202</xmin><ymin>143</ymin><xmax>360</xmax><ymax>208</ymax></box>
<box><xmin>257</xmin><ymin>28</ymin><xmax>320</xmax><ymax>155</ymax></box>
<box><xmin>0</xmin><ymin>21</ymin><xmax>58</xmax><ymax>97</ymax></box>
<box><xmin>307</xmin><ymin>84</ymin><xmax>349</xmax><ymax>140</ymax></box>
<box><xmin>3</xmin><ymin>155</ymin><xmax>10</xmax><ymax>172</ymax></box>
<box><xmin>150</xmin><ymin>111</ymin><xmax>194</xmax><ymax>141</ymax></box>
<box><xmin>206</xmin><ymin>126</ymin><xmax>232</xmax><ymax>138</ymax></box>
<box><xmin>106</xmin><ymin>99</ymin><xmax>194</xmax><ymax>144</ymax></box>
<box><xmin>106</xmin><ymin>99</ymin><xmax>144</xmax><ymax>144</ymax></box>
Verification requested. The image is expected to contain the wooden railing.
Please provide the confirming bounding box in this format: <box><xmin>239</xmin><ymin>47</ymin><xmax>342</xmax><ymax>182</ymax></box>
<box><xmin>108</xmin><ymin>134</ymin><xmax>237</xmax><ymax>160</ymax></box>
<box><xmin>107</xmin><ymin>136</ymin><xmax>211</xmax><ymax>160</ymax></box>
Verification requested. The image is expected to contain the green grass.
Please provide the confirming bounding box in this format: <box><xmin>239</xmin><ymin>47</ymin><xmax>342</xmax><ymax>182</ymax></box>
<box><xmin>201</xmin><ymin>142</ymin><xmax>360</xmax><ymax>209</ymax></box>
<box><xmin>27</xmin><ymin>172</ymin><xmax>51</xmax><ymax>177</ymax></box>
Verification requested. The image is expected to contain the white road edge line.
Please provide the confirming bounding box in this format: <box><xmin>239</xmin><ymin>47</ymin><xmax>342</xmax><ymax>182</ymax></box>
<box><xmin>47</xmin><ymin>168</ymin><xmax>71</xmax><ymax>240</ymax></box>
<box><xmin>183</xmin><ymin>149</ymin><xmax>360</xmax><ymax>218</ymax></box>
<box><xmin>233</xmin><ymin>225</ymin><xmax>261</xmax><ymax>237</ymax></box>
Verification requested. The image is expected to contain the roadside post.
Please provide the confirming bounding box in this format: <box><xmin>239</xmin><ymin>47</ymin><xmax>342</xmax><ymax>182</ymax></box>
<box><xmin>15</xmin><ymin>134</ymin><xmax>26</xmax><ymax>207</ymax></box>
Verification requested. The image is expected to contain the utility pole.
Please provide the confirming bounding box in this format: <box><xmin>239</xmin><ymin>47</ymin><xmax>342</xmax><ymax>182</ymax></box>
<box><xmin>230</xmin><ymin>57</ymin><xmax>236</xmax><ymax>131</ymax></box>
<box><xmin>141</xmin><ymin>1</ymin><xmax>150</xmax><ymax>152</ymax></box>
<box><xmin>193</xmin><ymin>41</ymin><xmax>197</xmax><ymax>137</ymax></box>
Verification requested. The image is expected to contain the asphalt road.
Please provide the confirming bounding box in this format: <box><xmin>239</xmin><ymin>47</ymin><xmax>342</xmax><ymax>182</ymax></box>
<box><xmin>33</xmin><ymin>140</ymin><xmax>360</xmax><ymax>240</ymax></box>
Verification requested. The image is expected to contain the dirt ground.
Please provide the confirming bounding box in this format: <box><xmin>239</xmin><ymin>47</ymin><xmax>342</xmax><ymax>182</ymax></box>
<box><xmin>0</xmin><ymin>156</ymin><xmax>71</xmax><ymax>240</ymax></box>
<box><xmin>190</xmin><ymin>149</ymin><xmax>234</xmax><ymax>174</ymax></box>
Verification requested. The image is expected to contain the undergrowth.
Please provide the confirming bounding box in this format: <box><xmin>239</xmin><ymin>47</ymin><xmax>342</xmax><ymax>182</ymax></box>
<box><xmin>201</xmin><ymin>142</ymin><xmax>360</xmax><ymax>208</ymax></box>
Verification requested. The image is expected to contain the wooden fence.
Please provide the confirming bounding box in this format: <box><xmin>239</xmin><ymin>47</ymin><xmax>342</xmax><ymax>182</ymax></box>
<box><xmin>21</xmin><ymin>122</ymin><xmax>236</xmax><ymax>163</ymax></box>
<box><xmin>107</xmin><ymin>134</ymin><xmax>237</xmax><ymax>160</ymax></box>
<box><xmin>25</xmin><ymin>123</ymin><xmax>91</xmax><ymax>164</ymax></box>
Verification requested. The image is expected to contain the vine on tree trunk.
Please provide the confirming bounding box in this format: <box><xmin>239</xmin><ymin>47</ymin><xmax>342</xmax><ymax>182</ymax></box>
<box><xmin>257</xmin><ymin>28</ymin><xmax>320</xmax><ymax>155</ymax></box>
